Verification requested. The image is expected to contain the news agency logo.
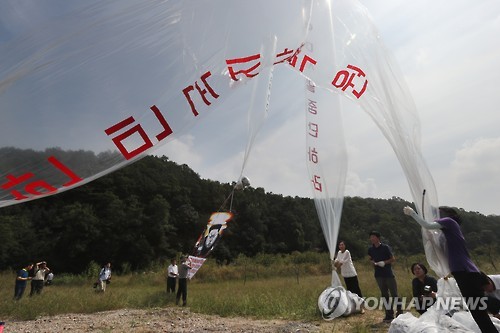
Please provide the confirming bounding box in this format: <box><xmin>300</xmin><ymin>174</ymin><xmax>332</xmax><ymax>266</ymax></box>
<box><xmin>352</xmin><ymin>296</ymin><xmax>488</xmax><ymax>311</ymax></box>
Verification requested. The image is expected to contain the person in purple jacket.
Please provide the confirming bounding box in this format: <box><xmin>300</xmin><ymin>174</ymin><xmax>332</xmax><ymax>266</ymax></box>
<box><xmin>404</xmin><ymin>205</ymin><xmax>497</xmax><ymax>333</ymax></box>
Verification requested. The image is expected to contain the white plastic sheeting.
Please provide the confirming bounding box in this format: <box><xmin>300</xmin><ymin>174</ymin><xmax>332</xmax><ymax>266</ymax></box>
<box><xmin>1</xmin><ymin>1</ymin><xmax>482</xmax><ymax>328</ymax></box>
<box><xmin>389</xmin><ymin>278</ymin><xmax>500</xmax><ymax>332</ymax></box>
<box><xmin>318</xmin><ymin>285</ymin><xmax>364</xmax><ymax>320</ymax></box>
<box><xmin>0</xmin><ymin>0</ymin><xmax>311</xmax><ymax>206</ymax></box>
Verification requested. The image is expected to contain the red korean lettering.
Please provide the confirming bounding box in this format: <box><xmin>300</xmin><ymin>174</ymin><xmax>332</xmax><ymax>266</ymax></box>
<box><xmin>312</xmin><ymin>175</ymin><xmax>322</xmax><ymax>192</ymax></box>
<box><xmin>298</xmin><ymin>55</ymin><xmax>317</xmax><ymax>72</ymax></box>
<box><xmin>308</xmin><ymin>147</ymin><xmax>319</xmax><ymax>163</ymax></box>
<box><xmin>308</xmin><ymin>99</ymin><xmax>317</xmax><ymax>115</ymax></box>
<box><xmin>47</xmin><ymin>156</ymin><xmax>82</xmax><ymax>186</ymax></box>
<box><xmin>1</xmin><ymin>173</ymin><xmax>38</xmax><ymax>200</ymax></box>
<box><xmin>105</xmin><ymin>116</ymin><xmax>152</xmax><ymax>160</ymax></box>
<box><xmin>308</xmin><ymin>122</ymin><xmax>318</xmax><ymax>138</ymax></box>
<box><xmin>226</xmin><ymin>54</ymin><xmax>261</xmax><ymax>81</ymax></box>
<box><xmin>287</xmin><ymin>45</ymin><xmax>303</xmax><ymax>67</ymax></box>
<box><xmin>0</xmin><ymin>156</ymin><xmax>81</xmax><ymax>200</ymax></box>
<box><xmin>274</xmin><ymin>48</ymin><xmax>297</xmax><ymax>65</ymax></box>
<box><xmin>288</xmin><ymin>48</ymin><xmax>317</xmax><ymax>72</ymax></box>
<box><xmin>183</xmin><ymin>71</ymin><xmax>219</xmax><ymax>116</ymax></box>
<box><xmin>105</xmin><ymin>105</ymin><xmax>172</xmax><ymax>160</ymax></box>
<box><xmin>149</xmin><ymin>105</ymin><xmax>173</xmax><ymax>141</ymax></box>
<box><xmin>331</xmin><ymin>64</ymin><xmax>368</xmax><ymax>99</ymax></box>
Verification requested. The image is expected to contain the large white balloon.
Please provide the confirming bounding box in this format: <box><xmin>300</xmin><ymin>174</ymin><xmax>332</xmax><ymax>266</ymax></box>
<box><xmin>1</xmin><ymin>1</ymin><xmax>458</xmax><ymax>325</ymax></box>
<box><xmin>0</xmin><ymin>0</ymin><xmax>311</xmax><ymax>207</ymax></box>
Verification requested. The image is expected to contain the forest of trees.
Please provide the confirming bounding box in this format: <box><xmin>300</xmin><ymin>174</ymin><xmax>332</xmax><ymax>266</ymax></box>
<box><xmin>0</xmin><ymin>154</ymin><xmax>498</xmax><ymax>274</ymax></box>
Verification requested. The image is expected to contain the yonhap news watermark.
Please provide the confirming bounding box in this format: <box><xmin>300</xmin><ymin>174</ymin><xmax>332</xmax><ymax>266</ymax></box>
<box><xmin>351</xmin><ymin>296</ymin><xmax>488</xmax><ymax>311</ymax></box>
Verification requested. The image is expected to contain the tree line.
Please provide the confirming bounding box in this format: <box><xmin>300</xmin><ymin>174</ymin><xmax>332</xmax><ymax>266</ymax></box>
<box><xmin>0</xmin><ymin>153</ymin><xmax>498</xmax><ymax>274</ymax></box>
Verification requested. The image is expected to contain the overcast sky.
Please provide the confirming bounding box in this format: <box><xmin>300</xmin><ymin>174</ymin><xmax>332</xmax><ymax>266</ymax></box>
<box><xmin>155</xmin><ymin>0</ymin><xmax>500</xmax><ymax>216</ymax></box>
<box><xmin>1</xmin><ymin>1</ymin><xmax>498</xmax><ymax>215</ymax></box>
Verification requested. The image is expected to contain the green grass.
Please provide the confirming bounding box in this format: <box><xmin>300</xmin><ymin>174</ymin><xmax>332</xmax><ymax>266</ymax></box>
<box><xmin>1</xmin><ymin>253</ymin><xmax>498</xmax><ymax>332</ymax></box>
<box><xmin>190</xmin><ymin>275</ymin><xmax>329</xmax><ymax>320</ymax></box>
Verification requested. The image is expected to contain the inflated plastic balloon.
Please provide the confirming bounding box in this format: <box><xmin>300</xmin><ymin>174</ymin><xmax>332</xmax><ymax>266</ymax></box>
<box><xmin>318</xmin><ymin>286</ymin><xmax>363</xmax><ymax>320</ymax></box>
<box><xmin>0</xmin><ymin>0</ymin><xmax>311</xmax><ymax>207</ymax></box>
<box><xmin>234</xmin><ymin>176</ymin><xmax>251</xmax><ymax>190</ymax></box>
<box><xmin>2</xmin><ymin>0</ymin><xmax>456</xmax><ymax>324</ymax></box>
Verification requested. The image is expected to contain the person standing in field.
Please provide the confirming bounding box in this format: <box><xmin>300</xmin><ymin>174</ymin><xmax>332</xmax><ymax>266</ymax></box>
<box><xmin>166</xmin><ymin>258</ymin><xmax>178</xmax><ymax>293</ymax></box>
<box><xmin>176</xmin><ymin>256</ymin><xmax>192</xmax><ymax>306</ymax></box>
<box><xmin>30</xmin><ymin>261</ymin><xmax>50</xmax><ymax>296</ymax></box>
<box><xmin>368</xmin><ymin>231</ymin><xmax>403</xmax><ymax>322</ymax></box>
<box><xmin>334</xmin><ymin>240</ymin><xmax>364</xmax><ymax>298</ymax></box>
<box><xmin>14</xmin><ymin>263</ymin><xmax>33</xmax><ymax>300</ymax></box>
<box><xmin>404</xmin><ymin>205</ymin><xmax>498</xmax><ymax>332</ymax></box>
<box><xmin>97</xmin><ymin>262</ymin><xmax>112</xmax><ymax>292</ymax></box>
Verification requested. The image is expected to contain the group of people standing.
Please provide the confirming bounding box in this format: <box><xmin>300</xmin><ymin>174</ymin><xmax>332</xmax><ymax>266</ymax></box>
<box><xmin>334</xmin><ymin>205</ymin><xmax>499</xmax><ymax>332</ymax></box>
<box><xmin>14</xmin><ymin>261</ymin><xmax>52</xmax><ymax>300</ymax></box>
<box><xmin>166</xmin><ymin>256</ymin><xmax>192</xmax><ymax>306</ymax></box>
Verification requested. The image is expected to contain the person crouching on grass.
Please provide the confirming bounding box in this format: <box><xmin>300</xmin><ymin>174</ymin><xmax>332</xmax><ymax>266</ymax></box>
<box><xmin>411</xmin><ymin>262</ymin><xmax>437</xmax><ymax>314</ymax></box>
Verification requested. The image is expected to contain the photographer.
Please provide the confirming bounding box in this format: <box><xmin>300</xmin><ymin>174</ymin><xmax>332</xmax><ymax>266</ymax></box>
<box><xmin>411</xmin><ymin>263</ymin><xmax>437</xmax><ymax>314</ymax></box>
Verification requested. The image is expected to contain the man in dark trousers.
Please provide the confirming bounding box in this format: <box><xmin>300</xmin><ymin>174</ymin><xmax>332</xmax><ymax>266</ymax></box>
<box><xmin>166</xmin><ymin>258</ymin><xmax>178</xmax><ymax>293</ymax></box>
<box><xmin>30</xmin><ymin>261</ymin><xmax>51</xmax><ymax>296</ymax></box>
<box><xmin>368</xmin><ymin>231</ymin><xmax>402</xmax><ymax>322</ymax></box>
<box><xmin>176</xmin><ymin>256</ymin><xmax>192</xmax><ymax>306</ymax></box>
<box><xmin>14</xmin><ymin>263</ymin><xmax>33</xmax><ymax>300</ymax></box>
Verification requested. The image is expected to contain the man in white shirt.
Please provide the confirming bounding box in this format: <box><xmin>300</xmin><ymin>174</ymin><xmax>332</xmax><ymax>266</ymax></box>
<box><xmin>167</xmin><ymin>258</ymin><xmax>178</xmax><ymax>293</ymax></box>
<box><xmin>30</xmin><ymin>261</ymin><xmax>50</xmax><ymax>296</ymax></box>
<box><xmin>481</xmin><ymin>273</ymin><xmax>500</xmax><ymax>319</ymax></box>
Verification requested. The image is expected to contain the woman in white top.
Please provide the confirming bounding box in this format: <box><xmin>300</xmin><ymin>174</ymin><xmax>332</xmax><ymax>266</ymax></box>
<box><xmin>334</xmin><ymin>240</ymin><xmax>363</xmax><ymax>298</ymax></box>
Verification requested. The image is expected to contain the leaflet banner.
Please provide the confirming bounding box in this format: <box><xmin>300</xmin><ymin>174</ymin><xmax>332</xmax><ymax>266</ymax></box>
<box><xmin>187</xmin><ymin>255</ymin><xmax>206</xmax><ymax>280</ymax></box>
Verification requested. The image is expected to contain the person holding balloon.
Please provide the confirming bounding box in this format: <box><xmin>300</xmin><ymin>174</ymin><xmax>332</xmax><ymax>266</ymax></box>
<box><xmin>404</xmin><ymin>206</ymin><xmax>498</xmax><ymax>333</ymax></box>
<box><xmin>334</xmin><ymin>240</ymin><xmax>363</xmax><ymax>298</ymax></box>
<box><xmin>176</xmin><ymin>255</ymin><xmax>192</xmax><ymax>307</ymax></box>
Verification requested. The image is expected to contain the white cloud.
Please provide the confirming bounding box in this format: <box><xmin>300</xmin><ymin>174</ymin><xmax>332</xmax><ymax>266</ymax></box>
<box><xmin>345</xmin><ymin>172</ymin><xmax>377</xmax><ymax>198</ymax></box>
<box><xmin>154</xmin><ymin>134</ymin><xmax>203</xmax><ymax>171</ymax></box>
<box><xmin>439</xmin><ymin>137</ymin><xmax>500</xmax><ymax>214</ymax></box>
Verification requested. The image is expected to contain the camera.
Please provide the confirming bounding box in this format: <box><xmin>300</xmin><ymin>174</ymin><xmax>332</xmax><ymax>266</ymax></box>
<box><xmin>423</xmin><ymin>285</ymin><xmax>432</xmax><ymax>295</ymax></box>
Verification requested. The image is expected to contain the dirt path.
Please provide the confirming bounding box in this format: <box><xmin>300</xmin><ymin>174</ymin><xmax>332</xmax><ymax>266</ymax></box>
<box><xmin>2</xmin><ymin>307</ymin><xmax>322</xmax><ymax>333</ymax></box>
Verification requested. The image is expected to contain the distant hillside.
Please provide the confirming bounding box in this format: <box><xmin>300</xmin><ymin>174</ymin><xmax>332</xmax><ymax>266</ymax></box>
<box><xmin>0</xmin><ymin>153</ymin><xmax>498</xmax><ymax>274</ymax></box>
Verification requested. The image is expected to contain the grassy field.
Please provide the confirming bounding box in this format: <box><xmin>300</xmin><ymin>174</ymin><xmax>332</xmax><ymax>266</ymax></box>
<box><xmin>1</xmin><ymin>253</ymin><xmax>498</xmax><ymax>333</ymax></box>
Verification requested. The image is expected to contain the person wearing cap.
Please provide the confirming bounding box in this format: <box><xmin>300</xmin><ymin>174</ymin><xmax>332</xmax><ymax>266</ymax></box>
<box><xmin>176</xmin><ymin>255</ymin><xmax>192</xmax><ymax>306</ymax></box>
<box><xmin>30</xmin><ymin>261</ymin><xmax>50</xmax><ymax>296</ymax></box>
<box><xmin>404</xmin><ymin>205</ymin><xmax>498</xmax><ymax>333</ymax></box>
<box><xmin>368</xmin><ymin>231</ymin><xmax>402</xmax><ymax>322</ymax></box>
